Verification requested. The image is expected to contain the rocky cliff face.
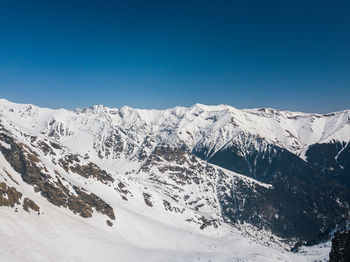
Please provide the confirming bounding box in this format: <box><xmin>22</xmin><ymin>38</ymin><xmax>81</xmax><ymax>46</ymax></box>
<box><xmin>330</xmin><ymin>230</ymin><xmax>350</xmax><ymax>262</ymax></box>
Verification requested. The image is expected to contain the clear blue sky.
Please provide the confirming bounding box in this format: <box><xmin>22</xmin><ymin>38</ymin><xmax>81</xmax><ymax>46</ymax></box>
<box><xmin>0</xmin><ymin>0</ymin><xmax>349</xmax><ymax>113</ymax></box>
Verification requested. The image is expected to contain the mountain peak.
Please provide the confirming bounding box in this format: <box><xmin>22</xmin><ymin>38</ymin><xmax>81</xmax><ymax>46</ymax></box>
<box><xmin>190</xmin><ymin>103</ymin><xmax>230</xmax><ymax>111</ymax></box>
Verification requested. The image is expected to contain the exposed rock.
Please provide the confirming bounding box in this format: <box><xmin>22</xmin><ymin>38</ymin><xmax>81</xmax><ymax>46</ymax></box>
<box><xmin>163</xmin><ymin>200</ymin><xmax>184</xmax><ymax>213</ymax></box>
<box><xmin>0</xmin><ymin>127</ymin><xmax>115</xmax><ymax>220</ymax></box>
<box><xmin>59</xmin><ymin>155</ymin><xmax>114</xmax><ymax>183</ymax></box>
<box><xmin>74</xmin><ymin>186</ymin><xmax>115</xmax><ymax>220</ymax></box>
<box><xmin>0</xmin><ymin>182</ymin><xmax>22</xmax><ymax>207</ymax></box>
<box><xmin>37</xmin><ymin>141</ymin><xmax>56</xmax><ymax>156</ymax></box>
<box><xmin>115</xmin><ymin>182</ymin><xmax>132</xmax><ymax>201</ymax></box>
<box><xmin>143</xmin><ymin>192</ymin><xmax>153</xmax><ymax>207</ymax></box>
<box><xmin>23</xmin><ymin>197</ymin><xmax>40</xmax><ymax>213</ymax></box>
<box><xmin>330</xmin><ymin>230</ymin><xmax>350</xmax><ymax>262</ymax></box>
<box><xmin>70</xmin><ymin>162</ymin><xmax>114</xmax><ymax>183</ymax></box>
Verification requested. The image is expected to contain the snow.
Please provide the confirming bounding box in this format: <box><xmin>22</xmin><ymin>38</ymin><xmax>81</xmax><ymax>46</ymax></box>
<box><xmin>0</xmin><ymin>199</ymin><xmax>330</xmax><ymax>262</ymax></box>
<box><xmin>0</xmin><ymin>140</ymin><xmax>11</xmax><ymax>150</ymax></box>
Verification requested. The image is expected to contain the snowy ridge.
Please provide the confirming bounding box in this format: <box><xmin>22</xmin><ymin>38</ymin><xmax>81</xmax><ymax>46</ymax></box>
<box><xmin>0</xmin><ymin>98</ymin><xmax>349</xmax><ymax>160</ymax></box>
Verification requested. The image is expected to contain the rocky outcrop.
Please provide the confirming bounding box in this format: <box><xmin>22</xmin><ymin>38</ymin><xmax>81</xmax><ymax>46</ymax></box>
<box><xmin>330</xmin><ymin>230</ymin><xmax>350</xmax><ymax>262</ymax></box>
<box><xmin>0</xmin><ymin>182</ymin><xmax>22</xmax><ymax>208</ymax></box>
<box><xmin>0</xmin><ymin>125</ymin><xmax>115</xmax><ymax>220</ymax></box>
<box><xmin>0</xmin><ymin>181</ymin><xmax>40</xmax><ymax>214</ymax></box>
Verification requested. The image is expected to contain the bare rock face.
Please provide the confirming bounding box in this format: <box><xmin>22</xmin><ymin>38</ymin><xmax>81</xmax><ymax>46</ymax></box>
<box><xmin>0</xmin><ymin>182</ymin><xmax>22</xmax><ymax>208</ymax></box>
<box><xmin>143</xmin><ymin>193</ymin><xmax>153</xmax><ymax>207</ymax></box>
<box><xmin>330</xmin><ymin>230</ymin><xmax>350</xmax><ymax>262</ymax></box>
<box><xmin>23</xmin><ymin>198</ymin><xmax>40</xmax><ymax>213</ymax></box>
<box><xmin>0</xmin><ymin>124</ymin><xmax>115</xmax><ymax>221</ymax></box>
<box><xmin>59</xmin><ymin>155</ymin><xmax>114</xmax><ymax>183</ymax></box>
<box><xmin>0</xmin><ymin>182</ymin><xmax>40</xmax><ymax>214</ymax></box>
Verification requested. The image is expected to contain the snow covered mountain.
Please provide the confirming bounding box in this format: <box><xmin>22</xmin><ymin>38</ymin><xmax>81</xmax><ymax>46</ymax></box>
<box><xmin>0</xmin><ymin>98</ymin><xmax>349</xmax><ymax>261</ymax></box>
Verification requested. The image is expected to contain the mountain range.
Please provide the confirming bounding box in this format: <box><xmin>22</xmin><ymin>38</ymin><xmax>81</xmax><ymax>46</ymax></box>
<box><xmin>0</xmin><ymin>98</ymin><xmax>349</xmax><ymax>261</ymax></box>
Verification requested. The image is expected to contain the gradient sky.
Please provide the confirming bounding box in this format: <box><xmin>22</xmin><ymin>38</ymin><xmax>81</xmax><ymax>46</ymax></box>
<box><xmin>0</xmin><ymin>0</ymin><xmax>349</xmax><ymax>113</ymax></box>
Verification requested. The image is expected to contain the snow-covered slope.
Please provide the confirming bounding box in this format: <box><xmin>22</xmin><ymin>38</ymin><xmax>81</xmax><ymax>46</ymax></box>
<box><xmin>0</xmin><ymin>98</ymin><xmax>349</xmax><ymax>261</ymax></box>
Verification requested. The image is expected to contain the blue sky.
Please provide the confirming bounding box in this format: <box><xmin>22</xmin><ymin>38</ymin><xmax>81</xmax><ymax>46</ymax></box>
<box><xmin>0</xmin><ymin>0</ymin><xmax>349</xmax><ymax>113</ymax></box>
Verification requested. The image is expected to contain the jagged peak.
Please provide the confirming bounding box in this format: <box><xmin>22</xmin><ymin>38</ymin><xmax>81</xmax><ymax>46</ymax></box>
<box><xmin>1</xmin><ymin>98</ymin><xmax>348</xmax><ymax>117</ymax></box>
<box><xmin>0</xmin><ymin>98</ymin><xmax>349</xmax><ymax>152</ymax></box>
<box><xmin>77</xmin><ymin>104</ymin><xmax>109</xmax><ymax>114</ymax></box>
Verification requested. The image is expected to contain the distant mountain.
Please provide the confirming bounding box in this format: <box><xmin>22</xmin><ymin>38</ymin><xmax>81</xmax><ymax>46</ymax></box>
<box><xmin>0</xmin><ymin>98</ymin><xmax>349</xmax><ymax>261</ymax></box>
